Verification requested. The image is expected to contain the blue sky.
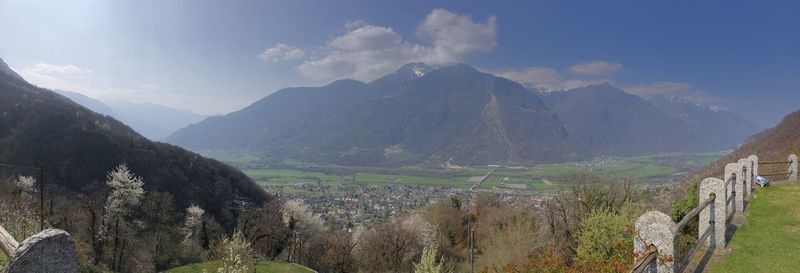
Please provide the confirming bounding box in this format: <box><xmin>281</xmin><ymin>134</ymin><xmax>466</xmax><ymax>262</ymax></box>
<box><xmin>1</xmin><ymin>0</ymin><xmax>798</xmax><ymax>126</ymax></box>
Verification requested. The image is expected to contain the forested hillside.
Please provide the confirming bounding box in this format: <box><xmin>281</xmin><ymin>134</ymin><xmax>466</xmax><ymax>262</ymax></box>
<box><xmin>696</xmin><ymin>109</ymin><xmax>800</xmax><ymax>178</ymax></box>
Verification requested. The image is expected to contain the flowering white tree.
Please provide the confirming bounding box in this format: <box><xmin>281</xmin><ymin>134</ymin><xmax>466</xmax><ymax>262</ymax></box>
<box><xmin>181</xmin><ymin>204</ymin><xmax>205</xmax><ymax>246</ymax></box>
<box><xmin>402</xmin><ymin>213</ymin><xmax>436</xmax><ymax>246</ymax></box>
<box><xmin>14</xmin><ymin>176</ymin><xmax>35</xmax><ymax>193</ymax></box>
<box><xmin>103</xmin><ymin>164</ymin><xmax>145</xmax><ymax>222</ymax></box>
<box><xmin>0</xmin><ymin>176</ymin><xmax>38</xmax><ymax>246</ymax></box>
<box><xmin>100</xmin><ymin>163</ymin><xmax>145</xmax><ymax>272</ymax></box>
<box><xmin>282</xmin><ymin>199</ymin><xmax>325</xmax><ymax>263</ymax></box>
<box><xmin>414</xmin><ymin>241</ymin><xmax>452</xmax><ymax>273</ymax></box>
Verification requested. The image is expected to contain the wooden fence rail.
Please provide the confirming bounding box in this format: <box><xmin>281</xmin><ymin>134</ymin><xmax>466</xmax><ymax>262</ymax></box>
<box><xmin>0</xmin><ymin>224</ymin><xmax>19</xmax><ymax>257</ymax></box>
<box><xmin>629</xmin><ymin>154</ymin><xmax>798</xmax><ymax>273</ymax></box>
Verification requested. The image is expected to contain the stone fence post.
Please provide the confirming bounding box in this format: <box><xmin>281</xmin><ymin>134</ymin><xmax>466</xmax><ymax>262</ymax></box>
<box><xmin>748</xmin><ymin>155</ymin><xmax>759</xmax><ymax>181</ymax></box>
<box><xmin>789</xmin><ymin>154</ymin><xmax>798</xmax><ymax>182</ymax></box>
<box><xmin>699</xmin><ymin>178</ymin><xmax>727</xmax><ymax>249</ymax></box>
<box><xmin>725</xmin><ymin>163</ymin><xmax>744</xmax><ymax>212</ymax></box>
<box><xmin>737</xmin><ymin>158</ymin><xmax>752</xmax><ymax>197</ymax></box>
<box><xmin>635</xmin><ymin>211</ymin><xmax>677</xmax><ymax>273</ymax></box>
<box><xmin>3</xmin><ymin>228</ymin><xmax>78</xmax><ymax>273</ymax></box>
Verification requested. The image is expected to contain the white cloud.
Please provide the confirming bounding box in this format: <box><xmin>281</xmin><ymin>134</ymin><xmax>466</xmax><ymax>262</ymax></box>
<box><xmin>568</xmin><ymin>60</ymin><xmax>622</xmax><ymax>76</ymax></box>
<box><xmin>16</xmin><ymin>63</ymin><xmax>99</xmax><ymax>96</ymax></box>
<box><xmin>496</xmin><ymin>67</ymin><xmax>562</xmax><ymax>89</ymax></box>
<box><xmin>258</xmin><ymin>43</ymin><xmax>306</xmax><ymax>62</ymax></box>
<box><xmin>416</xmin><ymin>8</ymin><xmax>497</xmax><ymax>64</ymax></box>
<box><xmin>330</xmin><ymin>25</ymin><xmax>404</xmax><ymax>51</ymax></box>
<box><xmin>262</xmin><ymin>9</ymin><xmax>498</xmax><ymax>83</ymax></box>
<box><xmin>496</xmin><ymin>67</ymin><xmax>613</xmax><ymax>91</ymax></box>
<box><xmin>24</xmin><ymin>63</ymin><xmax>90</xmax><ymax>78</ymax></box>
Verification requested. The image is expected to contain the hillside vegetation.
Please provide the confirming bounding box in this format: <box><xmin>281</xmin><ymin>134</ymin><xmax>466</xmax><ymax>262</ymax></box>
<box><xmin>0</xmin><ymin>63</ymin><xmax>271</xmax><ymax>272</ymax></box>
<box><xmin>0</xmin><ymin>70</ymin><xmax>268</xmax><ymax>229</ymax></box>
<box><xmin>696</xmin><ymin>109</ymin><xmax>800</xmax><ymax>178</ymax></box>
<box><xmin>167</xmin><ymin>261</ymin><xmax>314</xmax><ymax>273</ymax></box>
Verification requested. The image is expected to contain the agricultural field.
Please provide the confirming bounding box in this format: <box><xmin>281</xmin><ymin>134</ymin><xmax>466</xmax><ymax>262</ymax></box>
<box><xmin>223</xmin><ymin>151</ymin><xmax>726</xmax><ymax>196</ymax></box>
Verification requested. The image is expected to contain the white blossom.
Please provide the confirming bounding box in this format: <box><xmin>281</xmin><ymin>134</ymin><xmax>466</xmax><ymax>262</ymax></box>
<box><xmin>15</xmin><ymin>175</ymin><xmax>36</xmax><ymax>192</ymax></box>
<box><xmin>103</xmin><ymin>163</ymin><xmax>145</xmax><ymax>220</ymax></box>
<box><xmin>282</xmin><ymin>198</ymin><xmax>325</xmax><ymax>234</ymax></box>
<box><xmin>181</xmin><ymin>204</ymin><xmax>205</xmax><ymax>245</ymax></box>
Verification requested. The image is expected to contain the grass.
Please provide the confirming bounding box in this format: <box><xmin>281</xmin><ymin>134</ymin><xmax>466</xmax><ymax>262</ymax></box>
<box><xmin>237</xmin><ymin>152</ymin><xmax>722</xmax><ymax>196</ymax></box>
<box><xmin>708</xmin><ymin>183</ymin><xmax>800</xmax><ymax>273</ymax></box>
<box><xmin>166</xmin><ymin>260</ymin><xmax>314</xmax><ymax>273</ymax></box>
<box><xmin>246</xmin><ymin>169</ymin><xmax>344</xmax><ymax>185</ymax></box>
<box><xmin>247</xmin><ymin>168</ymin><xmax>472</xmax><ymax>188</ymax></box>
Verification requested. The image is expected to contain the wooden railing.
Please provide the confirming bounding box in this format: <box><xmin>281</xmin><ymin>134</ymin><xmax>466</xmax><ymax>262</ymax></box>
<box><xmin>759</xmin><ymin>154</ymin><xmax>798</xmax><ymax>181</ymax></box>
<box><xmin>674</xmin><ymin>194</ymin><xmax>715</xmax><ymax>272</ymax></box>
<box><xmin>629</xmin><ymin>154</ymin><xmax>798</xmax><ymax>273</ymax></box>
<box><xmin>630</xmin><ymin>246</ymin><xmax>658</xmax><ymax>273</ymax></box>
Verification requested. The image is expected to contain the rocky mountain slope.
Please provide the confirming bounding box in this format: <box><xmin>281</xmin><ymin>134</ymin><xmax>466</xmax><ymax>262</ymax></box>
<box><xmin>539</xmin><ymin>84</ymin><xmax>758</xmax><ymax>156</ymax></box>
<box><xmin>168</xmin><ymin>63</ymin><xmax>759</xmax><ymax>166</ymax></box>
<box><xmin>169</xmin><ymin>64</ymin><xmax>586</xmax><ymax>165</ymax></box>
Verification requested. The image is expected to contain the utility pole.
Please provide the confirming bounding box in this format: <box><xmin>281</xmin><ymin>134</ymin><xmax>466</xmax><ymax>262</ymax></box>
<box><xmin>39</xmin><ymin>166</ymin><xmax>44</xmax><ymax>231</ymax></box>
<box><xmin>470</xmin><ymin>227</ymin><xmax>475</xmax><ymax>273</ymax></box>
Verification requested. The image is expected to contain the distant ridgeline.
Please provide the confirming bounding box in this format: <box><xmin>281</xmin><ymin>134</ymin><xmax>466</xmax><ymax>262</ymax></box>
<box><xmin>695</xmin><ymin>108</ymin><xmax>800</xmax><ymax>179</ymax></box>
<box><xmin>167</xmin><ymin>63</ymin><xmax>758</xmax><ymax>166</ymax></box>
<box><xmin>0</xmin><ymin>61</ymin><xmax>269</xmax><ymax>230</ymax></box>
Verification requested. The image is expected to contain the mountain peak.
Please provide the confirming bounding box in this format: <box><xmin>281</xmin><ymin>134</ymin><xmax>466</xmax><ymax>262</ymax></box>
<box><xmin>368</xmin><ymin>62</ymin><xmax>433</xmax><ymax>88</ymax></box>
<box><xmin>397</xmin><ymin>62</ymin><xmax>434</xmax><ymax>78</ymax></box>
<box><xmin>0</xmin><ymin>57</ymin><xmax>24</xmax><ymax>80</ymax></box>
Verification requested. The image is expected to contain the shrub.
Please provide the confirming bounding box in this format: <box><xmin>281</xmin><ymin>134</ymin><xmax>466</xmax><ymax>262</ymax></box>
<box><xmin>575</xmin><ymin>202</ymin><xmax>639</xmax><ymax>263</ymax></box>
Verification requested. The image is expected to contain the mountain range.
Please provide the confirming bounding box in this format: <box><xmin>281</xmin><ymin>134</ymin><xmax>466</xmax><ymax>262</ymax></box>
<box><xmin>167</xmin><ymin>63</ymin><xmax>759</xmax><ymax>166</ymax></box>
<box><xmin>55</xmin><ymin>90</ymin><xmax>207</xmax><ymax>140</ymax></box>
<box><xmin>0</xmin><ymin>57</ymin><xmax>268</xmax><ymax>229</ymax></box>
<box><xmin>539</xmin><ymin>84</ymin><xmax>758</xmax><ymax>156</ymax></box>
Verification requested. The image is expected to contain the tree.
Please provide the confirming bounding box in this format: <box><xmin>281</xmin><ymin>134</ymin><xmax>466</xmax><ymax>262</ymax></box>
<box><xmin>355</xmin><ymin>221</ymin><xmax>422</xmax><ymax>273</ymax></box>
<box><xmin>240</xmin><ymin>201</ymin><xmax>289</xmax><ymax>259</ymax></box>
<box><xmin>180</xmin><ymin>204</ymin><xmax>207</xmax><ymax>262</ymax></box>
<box><xmin>207</xmin><ymin>231</ymin><xmax>254</xmax><ymax>273</ymax></box>
<box><xmin>303</xmin><ymin>230</ymin><xmax>359</xmax><ymax>273</ymax></box>
<box><xmin>100</xmin><ymin>163</ymin><xmax>145</xmax><ymax>272</ymax></box>
<box><xmin>14</xmin><ymin>176</ymin><xmax>35</xmax><ymax>193</ymax></box>
<box><xmin>282</xmin><ymin>199</ymin><xmax>324</xmax><ymax>264</ymax></box>
<box><xmin>414</xmin><ymin>241</ymin><xmax>452</xmax><ymax>273</ymax></box>
<box><xmin>182</xmin><ymin>204</ymin><xmax>205</xmax><ymax>244</ymax></box>
<box><xmin>142</xmin><ymin>191</ymin><xmax>178</xmax><ymax>270</ymax></box>
<box><xmin>78</xmin><ymin>183</ymin><xmax>108</xmax><ymax>266</ymax></box>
